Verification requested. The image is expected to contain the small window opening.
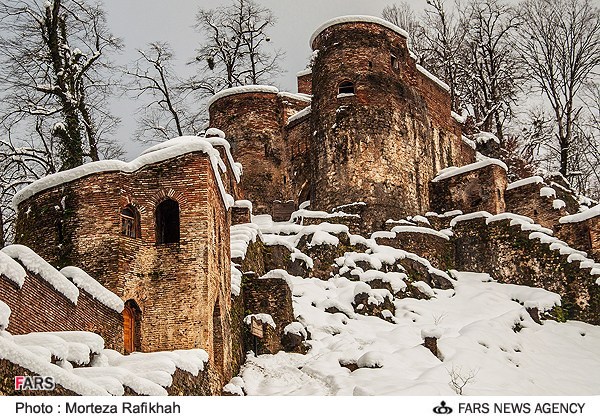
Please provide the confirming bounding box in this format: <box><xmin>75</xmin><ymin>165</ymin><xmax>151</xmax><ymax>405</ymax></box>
<box><xmin>391</xmin><ymin>55</ymin><xmax>399</xmax><ymax>70</ymax></box>
<box><xmin>156</xmin><ymin>199</ymin><xmax>180</xmax><ymax>244</ymax></box>
<box><xmin>368</xmin><ymin>60</ymin><xmax>373</xmax><ymax>69</ymax></box>
<box><xmin>121</xmin><ymin>205</ymin><xmax>141</xmax><ymax>238</ymax></box>
<box><xmin>338</xmin><ymin>81</ymin><xmax>355</xmax><ymax>95</ymax></box>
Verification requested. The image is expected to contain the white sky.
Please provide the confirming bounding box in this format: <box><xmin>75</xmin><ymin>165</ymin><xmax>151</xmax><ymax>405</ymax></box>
<box><xmin>102</xmin><ymin>0</ymin><xmax>427</xmax><ymax>158</ymax></box>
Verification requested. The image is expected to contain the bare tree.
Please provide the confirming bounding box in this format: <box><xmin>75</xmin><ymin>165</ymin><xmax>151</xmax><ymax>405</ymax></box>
<box><xmin>0</xmin><ymin>0</ymin><xmax>122</xmax><ymax>171</ymax></box>
<box><xmin>460</xmin><ymin>0</ymin><xmax>523</xmax><ymax>140</ymax></box>
<box><xmin>513</xmin><ymin>0</ymin><xmax>600</xmax><ymax>179</ymax></box>
<box><xmin>191</xmin><ymin>0</ymin><xmax>283</xmax><ymax>95</ymax></box>
<box><xmin>382</xmin><ymin>2</ymin><xmax>428</xmax><ymax>58</ymax></box>
<box><xmin>126</xmin><ymin>42</ymin><xmax>202</xmax><ymax>143</ymax></box>
<box><xmin>448</xmin><ymin>365</ymin><xmax>478</xmax><ymax>395</ymax></box>
<box><xmin>418</xmin><ymin>0</ymin><xmax>469</xmax><ymax>111</ymax></box>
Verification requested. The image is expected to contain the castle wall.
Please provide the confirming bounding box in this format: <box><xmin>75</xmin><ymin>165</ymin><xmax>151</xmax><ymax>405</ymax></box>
<box><xmin>309</xmin><ymin>21</ymin><xmax>474</xmax><ymax>232</ymax></box>
<box><xmin>430</xmin><ymin>162</ymin><xmax>508</xmax><ymax>215</ymax></box>
<box><xmin>243</xmin><ymin>276</ymin><xmax>294</xmax><ymax>354</ymax></box>
<box><xmin>297</xmin><ymin>71</ymin><xmax>312</xmax><ymax>95</ymax></box>
<box><xmin>452</xmin><ymin>216</ymin><xmax>600</xmax><ymax>324</ymax></box>
<box><xmin>505</xmin><ymin>182</ymin><xmax>565</xmax><ymax>229</ymax></box>
<box><xmin>209</xmin><ymin>91</ymin><xmax>288</xmax><ymax>215</ymax></box>
<box><xmin>14</xmin><ymin>152</ymin><xmax>232</xmax><ymax>382</ymax></box>
<box><xmin>285</xmin><ymin>114</ymin><xmax>312</xmax><ymax>206</ymax></box>
<box><xmin>0</xmin><ymin>271</ymin><xmax>122</xmax><ymax>350</ymax></box>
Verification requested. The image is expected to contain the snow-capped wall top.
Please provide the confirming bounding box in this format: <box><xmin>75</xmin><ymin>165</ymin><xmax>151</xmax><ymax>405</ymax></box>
<box><xmin>0</xmin><ymin>300</ymin><xmax>10</xmax><ymax>331</ymax></box>
<box><xmin>416</xmin><ymin>64</ymin><xmax>450</xmax><ymax>92</ymax></box>
<box><xmin>1</xmin><ymin>245</ymin><xmax>124</xmax><ymax>311</ymax></box>
<box><xmin>310</xmin><ymin>15</ymin><xmax>409</xmax><ymax>48</ymax></box>
<box><xmin>432</xmin><ymin>159</ymin><xmax>508</xmax><ymax>183</ymax></box>
<box><xmin>278</xmin><ymin>91</ymin><xmax>312</xmax><ymax>102</ymax></box>
<box><xmin>296</xmin><ymin>68</ymin><xmax>312</xmax><ymax>77</ymax></box>
<box><xmin>60</xmin><ymin>267</ymin><xmax>124</xmax><ymax>313</ymax></box>
<box><xmin>287</xmin><ymin>106</ymin><xmax>312</xmax><ymax>125</ymax></box>
<box><xmin>506</xmin><ymin>176</ymin><xmax>545</xmax><ymax>191</ymax></box>
<box><xmin>207</xmin><ymin>85</ymin><xmax>279</xmax><ymax>107</ymax></box>
<box><xmin>2</xmin><ymin>245</ymin><xmax>79</xmax><ymax>304</ymax></box>
<box><xmin>559</xmin><ymin>204</ymin><xmax>600</xmax><ymax>224</ymax></box>
<box><xmin>0</xmin><ymin>251</ymin><xmax>27</xmax><ymax>287</ymax></box>
<box><xmin>13</xmin><ymin>136</ymin><xmax>235</xmax><ymax>209</ymax></box>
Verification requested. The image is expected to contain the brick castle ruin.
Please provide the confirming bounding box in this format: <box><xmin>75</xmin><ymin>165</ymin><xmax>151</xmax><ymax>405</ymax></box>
<box><xmin>1</xmin><ymin>16</ymin><xmax>599</xmax><ymax>395</ymax></box>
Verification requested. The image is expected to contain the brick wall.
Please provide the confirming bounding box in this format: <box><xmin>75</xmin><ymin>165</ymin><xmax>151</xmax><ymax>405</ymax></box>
<box><xmin>0</xmin><ymin>271</ymin><xmax>122</xmax><ymax>350</ymax></box>
<box><xmin>297</xmin><ymin>73</ymin><xmax>312</xmax><ymax>95</ymax></box>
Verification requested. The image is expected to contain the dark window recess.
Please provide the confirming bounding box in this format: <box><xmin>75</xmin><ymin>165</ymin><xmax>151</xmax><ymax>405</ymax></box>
<box><xmin>368</xmin><ymin>60</ymin><xmax>373</xmax><ymax>69</ymax></box>
<box><xmin>391</xmin><ymin>55</ymin><xmax>399</xmax><ymax>70</ymax></box>
<box><xmin>156</xmin><ymin>199</ymin><xmax>180</xmax><ymax>244</ymax></box>
<box><xmin>338</xmin><ymin>81</ymin><xmax>355</xmax><ymax>95</ymax></box>
<box><xmin>121</xmin><ymin>205</ymin><xmax>141</xmax><ymax>238</ymax></box>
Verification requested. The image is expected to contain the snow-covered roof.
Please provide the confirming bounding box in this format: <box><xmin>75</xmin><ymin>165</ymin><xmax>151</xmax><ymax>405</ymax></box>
<box><xmin>13</xmin><ymin>136</ymin><xmax>235</xmax><ymax>210</ymax></box>
<box><xmin>310</xmin><ymin>15</ymin><xmax>409</xmax><ymax>48</ymax></box>
<box><xmin>432</xmin><ymin>159</ymin><xmax>508</xmax><ymax>183</ymax></box>
<box><xmin>207</xmin><ymin>85</ymin><xmax>279</xmax><ymax>107</ymax></box>
<box><xmin>2</xmin><ymin>245</ymin><xmax>79</xmax><ymax>304</ymax></box>
<box><xmin>1</xmin><ymin>245</ymin><xmax>123</xmax><ymax>312</ymax></box>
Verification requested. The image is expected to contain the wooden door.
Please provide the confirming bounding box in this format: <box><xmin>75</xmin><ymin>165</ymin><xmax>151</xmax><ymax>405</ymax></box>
<box><xmin>123</xmin><ymin>305</ymin><xmax>135</xmax><ymax>353</ymax></box>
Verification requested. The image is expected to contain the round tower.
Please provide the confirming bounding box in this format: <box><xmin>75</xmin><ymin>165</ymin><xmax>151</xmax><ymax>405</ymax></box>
<box><xmin>309</xmin><ymin>16</ymin><xmax>462</xmax><ymax>230</ymax></box>
<box><xmin>208</xmin><ymin>86</ymin><xmax>288</xmax><ymax>216</ymax></box>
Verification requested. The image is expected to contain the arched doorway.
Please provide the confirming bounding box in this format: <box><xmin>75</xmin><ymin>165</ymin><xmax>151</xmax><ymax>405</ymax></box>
<box><xmin>123</xmin><ymin>300</ymin><xmax>141</xmax><ymax>354</ymax></box>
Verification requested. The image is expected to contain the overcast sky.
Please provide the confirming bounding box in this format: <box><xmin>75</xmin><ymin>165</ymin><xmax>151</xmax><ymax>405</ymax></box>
<box><xmin>102</xmin><ymin>0</ymin><xmax>424</xmax><ymax>158</ymax></box>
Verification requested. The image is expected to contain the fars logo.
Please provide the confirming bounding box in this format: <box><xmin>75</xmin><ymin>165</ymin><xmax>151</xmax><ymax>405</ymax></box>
<box><xmin>14</xmin><ymin>376</ymin><xmax>55</xmax><ymax>391</ymax></box>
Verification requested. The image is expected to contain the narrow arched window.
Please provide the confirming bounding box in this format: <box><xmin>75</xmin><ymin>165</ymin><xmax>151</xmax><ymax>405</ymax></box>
<box><xmin>156</xmin><ymin>199</ymin><xmax>180</xmax><ymax>244</ymax></box>
<box><xmin>338</xmin><ymin>81</ymin><xmax>355</xmax><ymax>95</ymax></box>
<box><xmin>121</xmin><ymin>205</ymin><xmax>141</xmax><ymax>238</ymax></box>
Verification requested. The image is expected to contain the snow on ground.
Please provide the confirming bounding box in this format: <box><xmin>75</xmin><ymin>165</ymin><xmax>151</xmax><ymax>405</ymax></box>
<box><xmin>0</xmin><ymin>326</ymin><xmax>208</xmax><ymax>396</ymax></box>
<box><xmin>234</xmin><ymin>268</ymin><xmax>600</xmax><ymax>395</ymax></box>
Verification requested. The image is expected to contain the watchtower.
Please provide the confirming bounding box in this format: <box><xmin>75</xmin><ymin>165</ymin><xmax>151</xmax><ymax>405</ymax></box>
<box><xmin>308</xmin><ymin>16</ymin><xmax>473</xmax><ymax>230</ymax></box>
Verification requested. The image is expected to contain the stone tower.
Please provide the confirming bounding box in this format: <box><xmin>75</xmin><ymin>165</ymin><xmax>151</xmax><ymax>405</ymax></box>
<box><xmin>308</xmin><ymin>16</ymin><xmax>473</xmax><ymax>230</ymax></box>
<box><xmin>208</xmin><ymin>86</ymin><xmax>290</xmax><ymax>216</ymax></box>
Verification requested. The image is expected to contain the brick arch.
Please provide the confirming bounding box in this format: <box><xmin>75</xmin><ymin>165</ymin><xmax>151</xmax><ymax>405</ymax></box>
<box><xmin>147</xmin><ymin>189</ymin><xmax>188</xmax><ymax>208</ymax></box>
<box><xmin>119</xmin><ymin>195</ymin><xmax>147</xmax><ymax>215</ymax></box>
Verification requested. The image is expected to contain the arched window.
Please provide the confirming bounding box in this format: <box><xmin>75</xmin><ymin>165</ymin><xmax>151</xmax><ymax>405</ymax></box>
<box><xmin>156</xmin><ymin>199</ymin><xmax>180</xmax><ymax>244</ymax></box>
<box><xmin>123</xmin><ymin>300</ymin><xmax>141</xmax><ymax>354</ymax></box>
<box><xmin>338</xmin><ymin>81</ymin><xmax>355</xmax><ymax>95</ymax></box>
<box><xmin>121</xmin><ymin>205</ymin><xmax>140</xmax><ymax>238</ymax></box>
